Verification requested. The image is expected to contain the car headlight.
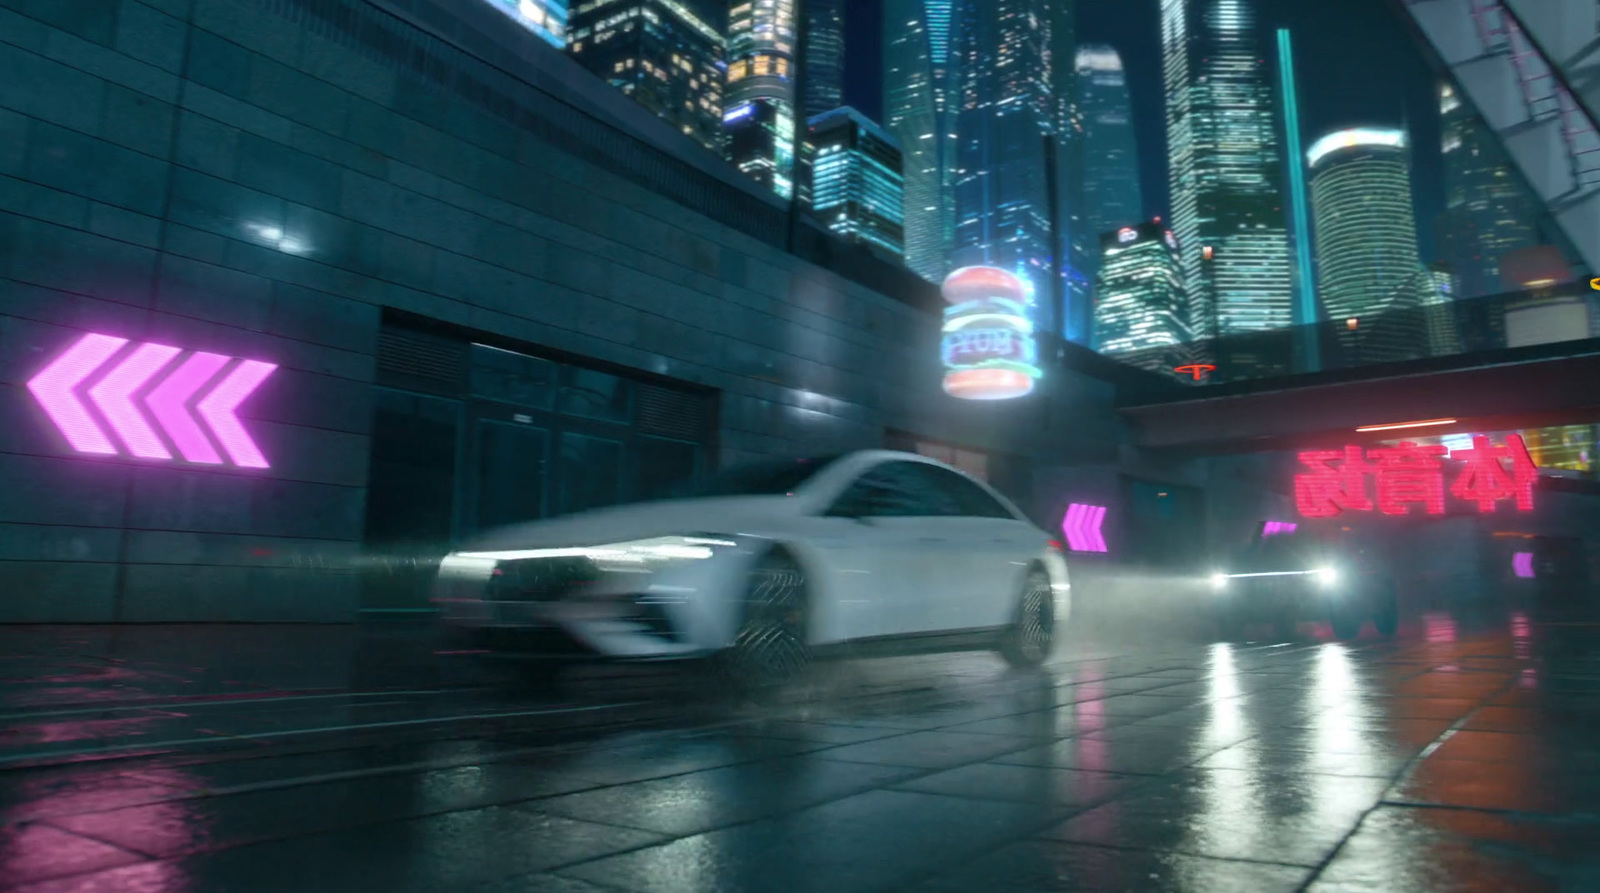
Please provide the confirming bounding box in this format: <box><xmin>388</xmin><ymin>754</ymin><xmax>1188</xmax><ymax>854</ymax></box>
<box><xmin>453</xmin><ymin>535</ymin><xmax>738</xmax><ymax>572</ymax></box>
<box><xmin>1315</xmin><ymin>567</ymin><xmax>1339</xmax><ymax>587</ymax></box>
<box><xmin>1210</xmin><ymin>572</ymin><xmax>1229</xmax><ymax>591</ymax></box>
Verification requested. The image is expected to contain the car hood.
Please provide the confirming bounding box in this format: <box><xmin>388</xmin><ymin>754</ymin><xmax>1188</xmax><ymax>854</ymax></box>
<box><xmin>457</xmin><ymin>496</ymin><xmax>804</xmax><ymax>552</ymax></box>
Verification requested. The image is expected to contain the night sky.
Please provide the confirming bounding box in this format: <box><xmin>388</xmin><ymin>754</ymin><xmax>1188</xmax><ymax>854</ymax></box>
<box><xmin>840</xmin><ymin>0</ymin><xmax>1444</xmax><ymax>260</ymax></box>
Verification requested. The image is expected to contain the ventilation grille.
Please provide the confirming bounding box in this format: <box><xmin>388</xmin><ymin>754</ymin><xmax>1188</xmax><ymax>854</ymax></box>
<box><xmin>376</xmin><ymin>327</ymin><xmax>465</xmax><ymax>393</ymax></box>
<box><xmin>637</xmin><ymin>384</ymin><xmax>709</xmax><ymax>440</ymax></box>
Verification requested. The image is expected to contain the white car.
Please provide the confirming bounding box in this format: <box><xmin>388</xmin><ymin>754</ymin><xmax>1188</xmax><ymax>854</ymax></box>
<box><xmin>433</xmin><ymin>450</ymin><xmax>1071</xmax><ymax>683</ymax></box>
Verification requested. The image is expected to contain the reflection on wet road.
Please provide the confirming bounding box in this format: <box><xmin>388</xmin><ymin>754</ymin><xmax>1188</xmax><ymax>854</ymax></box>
<box><xmin>2</xmin><ymin>612</ymin><xmax>1599</xmax><ymax>892</ymax></box>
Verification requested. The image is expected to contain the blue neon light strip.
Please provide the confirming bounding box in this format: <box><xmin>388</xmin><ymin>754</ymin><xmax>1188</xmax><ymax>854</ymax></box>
<box><xmin>1277</xmin><ymin>28</ymin><xmax>1321</xmax><ymax>372</ymax></box>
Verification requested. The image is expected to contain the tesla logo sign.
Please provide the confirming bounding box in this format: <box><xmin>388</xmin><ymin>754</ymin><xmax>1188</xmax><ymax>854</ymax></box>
<box><xmin>1294</xmin><ymin>436</ymin><xmax>1536</xmax><ymax>518</ymax></box>
<box><xmin>1174</xmin><ymin>363</ymin><xmax>1216</xmax><ymax>381</ymax></box>
<box><xmin>1062</xmin><ymin>503</ymin><xmax>1107</xmax><ymax>553</ymax></box>
<box><xmin>27</xmin><ymin>333</ymin><xmax>276</xmax><ymax>468</ymax></box>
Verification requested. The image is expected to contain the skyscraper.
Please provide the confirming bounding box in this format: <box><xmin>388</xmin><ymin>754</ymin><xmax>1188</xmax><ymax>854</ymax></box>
<box><xmin>804</xmin><ymin>108</ymin><xmax>906</xmax><ymax>258</ymax></box>
<box><xmin>567</xmin><ymin>0</ymin><xmax>726</xmax><ymax>152</ymax></box>
<box><xmin>1076</xmin><ymin>46</ymin><xmax>1143</xmax><ymax>254</ymax></box>
<box><xmin>484</xmin><ymin>0</ymin><xmax>569</xmax><ymax>47</ymax></box>
<box><xmin>883</xmin><ymin>0</ymin><xmax>959</xmax><ymax>283</ymax></box>
<box><xmin>953</xmin><ymin>0</ymin><xmax>1079</xmax><ymax>341</ymax></box>
<box><xmin>1093</xmin><ymin>222</ymin><xmax>1191</xmax><ymax>372</ymax></box>
<box><xmin>1308</xmin><ymin>128</ymin><xmax>1428</xmax><ymax>364</ymax></box>
<box><xmin>804</xmin><ymin>0</ymin><xmax>845</xmax><ymax>118</ymax></box>
<box><xmin>1437</xmin><ymin>81</ymin><xmax>1541</xmax><ymax>299</ymax></box>
<box><xmin>1161</xmin><ymin>0</ymin><xmax>1292</xmax><ymax>342</ymax></box>
<box><xmin>724</xmin><ymin>0</ymin><xmax>799</xmax><ymax>198</ymax></box>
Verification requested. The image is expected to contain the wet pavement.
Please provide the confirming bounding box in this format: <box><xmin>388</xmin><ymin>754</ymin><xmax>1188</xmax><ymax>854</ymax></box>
<box><xmin>2</xmin><ymin>611</ymin><xmax>1599</xmax><ymax>892</ymax></box>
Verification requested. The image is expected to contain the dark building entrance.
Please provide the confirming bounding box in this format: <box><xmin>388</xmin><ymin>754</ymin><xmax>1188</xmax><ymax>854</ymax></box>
<box><xmin>361</xmin><ymin>318</ymin><xmax>717</xmax><ymax>612</ymax></box>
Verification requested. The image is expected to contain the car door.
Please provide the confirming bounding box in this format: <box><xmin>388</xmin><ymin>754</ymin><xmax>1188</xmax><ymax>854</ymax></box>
<box><xmin>824</xmin><ymin>460</ymin><xmax>963</xmax><ymax>637</ymax></box>
<box><xmin>913</xmin><ymin>464</ymin><xmax>1037</xmax><ymax>631</ymax></box>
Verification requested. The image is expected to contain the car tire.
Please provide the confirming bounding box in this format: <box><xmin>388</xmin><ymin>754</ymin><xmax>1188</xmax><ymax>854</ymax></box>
<box><xmin>1373</xmin><ymin>584</ymin><xmax>1399</xmax><ymax>637</ymax></box>
<box><xmin>1001</xmin><ymin>567</ymin><xmax>1055</xmax><ymax>668</ymax></box>
<box><xmin>722</xmin><ymin>549</ymin><xmax>811</xmax><ymax>688</ymax></box>
<box><xmin>1331</xmin><ymin>608</ymin><xmax>1362</xmax><ymax>641</ymax></box>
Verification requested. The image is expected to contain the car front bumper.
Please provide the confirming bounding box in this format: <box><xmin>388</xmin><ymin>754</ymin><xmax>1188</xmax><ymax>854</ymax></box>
<box><xmin>432</xmin><ymin>554</ymin><xmax>723</xmax><ymax>660</ymax></box>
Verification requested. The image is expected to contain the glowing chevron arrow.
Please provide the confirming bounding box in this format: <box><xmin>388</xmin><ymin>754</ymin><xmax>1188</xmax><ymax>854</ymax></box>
<box><xmin>26</xmin><ymin>333</ymin><xmax>128</xmax><ymax>454</ymax></box>
<box><xmin>28</xmin><ymin>333</ymin><xmax>277</xmax><ymax>469</ymax></box>
<box><xmin>146</xmin><ymin>352</ymin><xmax>231</xmax><ymax>464</ymax></box>
<box><xmin>1062</xmin><ymin>503</ymin><xmax>1108</xmax><ymax>553</ymax></box>
<box><xmin>88</xmin><ymin>342</ymin><xmax>181</xmax><ymax>459</ymax></box>
<box><xmin>196</xmin><ymin>360</ymin><xmax>276</xmax><ymax>468</ymax></box>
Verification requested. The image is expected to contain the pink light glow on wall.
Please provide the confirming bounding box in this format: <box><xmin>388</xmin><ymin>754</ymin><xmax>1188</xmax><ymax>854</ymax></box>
<box><xmin>1512</xmin><ymin>552</ymin><xmax>1535</xmax><ymax>579</ymax></box>
<box><xmin>27</xmin><ymin>334</ymin><xmax>276</xmax><ymax>469</ymax></box>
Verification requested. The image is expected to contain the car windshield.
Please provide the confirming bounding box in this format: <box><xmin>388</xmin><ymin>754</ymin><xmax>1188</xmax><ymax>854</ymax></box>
<box><xmin>693</xmin><ymin>455</ymin><xmax>846</xmax><ymax>497</ymax></box>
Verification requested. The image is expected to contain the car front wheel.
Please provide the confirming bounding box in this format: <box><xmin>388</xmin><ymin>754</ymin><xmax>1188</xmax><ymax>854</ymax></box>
<box><xmin>722</xmin><ymin>549</ymin><xmax>811</xmax><ymax>688</ymax></box>
<box><xmin>1001</xmin><ymin>567</ymin><xmax>1055</xmax><ymax>668</ymax></box>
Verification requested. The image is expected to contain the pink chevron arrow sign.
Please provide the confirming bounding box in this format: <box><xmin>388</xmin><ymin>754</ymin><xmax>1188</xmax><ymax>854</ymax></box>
<box><xmin>1061</xmin><ymin>503</ymin><xmax>1108</xmax><ymax>553</ymax></box>
<box><xmin>27</xmin><ymin>333</ymin><xmax>277</xmax><ymax>468</ymax></box>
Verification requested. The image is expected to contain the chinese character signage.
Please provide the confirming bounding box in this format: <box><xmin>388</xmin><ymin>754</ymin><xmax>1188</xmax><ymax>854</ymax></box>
<box><xmin>1294</xmin><ymin>436</ymin><xmax>1536</xmax><ymax>518</ymax></box>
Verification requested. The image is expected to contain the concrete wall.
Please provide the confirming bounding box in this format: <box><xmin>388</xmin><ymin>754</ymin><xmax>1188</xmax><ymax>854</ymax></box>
<box><xmin>0</xmin><ymin>0</ymin><xmax>1122</xmax><ymax>621</ymax></box>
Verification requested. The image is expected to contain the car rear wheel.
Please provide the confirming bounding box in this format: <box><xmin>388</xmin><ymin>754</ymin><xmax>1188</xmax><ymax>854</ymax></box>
<box><xmin>1373</xmin><ymin>584</ymin><xmax>1399</xmax><ymax>636</ymax></box>
<box><xmin>1001</xmin><ymin>567</ymin><xmax>1055</xmax><ymax>668</ymax></box>
<box><xmin>723</xmin><ymin>550</ymin><xmax>811</xmax><ymax>688</ymax></box>
<box><xmin>1331</xmin><ymin>607</ymin><xmax>1362</xmax><ymax>641</ymax></box>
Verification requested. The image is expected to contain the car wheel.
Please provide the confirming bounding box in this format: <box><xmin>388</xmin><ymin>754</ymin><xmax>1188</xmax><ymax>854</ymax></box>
<box><xmin>1373</xmin><ymin>585</ymin><xmax>1399</xmax><ymax>637</ymax></box>
<box><xmin>724</xmin><ymin>549</ymin><xmax>811</xmax><ymax>688</ymax></box>
<box><xmin>1331</xmin><ymin>607</ymin><xmax>1362</xmax><ymax>641</ymax></box>
<box><xmin>1001</xmin><ymin>567</ymin><xmax>1055</xmax><ymax>668</ymax></box>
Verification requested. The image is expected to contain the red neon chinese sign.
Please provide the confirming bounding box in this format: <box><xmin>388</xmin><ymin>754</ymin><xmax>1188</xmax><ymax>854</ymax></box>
<box><xmin>1295</xmin><ymin>436</ymin><xmax>1536</xmax><ymax>518</ymax></box>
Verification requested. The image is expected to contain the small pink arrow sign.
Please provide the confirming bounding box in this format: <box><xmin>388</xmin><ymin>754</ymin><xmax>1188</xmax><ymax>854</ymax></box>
<box><xmin>28</xmin><ymin>333</ymin><xmax>276</xmax><ymax>469</ymax></box>
<box><xmin>1062</xmin><ymin>503</ymin><xmax>1108</xmax><ymax>553</ymax></box>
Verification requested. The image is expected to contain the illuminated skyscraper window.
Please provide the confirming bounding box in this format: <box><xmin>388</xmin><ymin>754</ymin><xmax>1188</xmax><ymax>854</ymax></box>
<box><xmin>883</xmin><ymin>0</ymin><xmax>959</xmax><ymax>283</ymax></box>
<box><xmin>725</xmin><ymin>0</ymin><xmax>799</xmax><ymax>198</ymax></box>
<box><xmin>1094</xmin><ymin>222</ymin><xmax>1191</xmax><ymax>372</ymax></box>
<box><xmin>1076</xmin><ymin>46</ymin><xmax>1143</xmax><ymax>263</ymax></box>
<box><xmin>567</xmin><ymin>0</ymin><xmax>726</xmax><ymax>152</ymax></box>
<box><xmin>1161</xmin><ymin>0</ymin><xmax>1291</xmax><ymax>342</ymax></box>
<box><xmin>1308</xmin><ymin>128</ymin><xmax>1430</xmax><ymax>364</ymax></box>
<box><xmin>952</xmin><ymin>0</ymin><xmax>1084</xmax><ymax>342</ymax></box>
<box><xmin>1436</xmin><ymin>81</ymin><xmax>1542</xmax><ymax>299</ymax></box>
<box><xmin>803</xmin><ymin>108</ymin><xmax>905</xmax><ymax>258</ymax></box>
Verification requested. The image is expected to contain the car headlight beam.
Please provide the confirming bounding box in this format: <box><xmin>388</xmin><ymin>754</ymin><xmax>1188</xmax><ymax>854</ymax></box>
<box><xmin>452</xmin><ymin>535</ymin><xmax>738</xmax><ymax>570</ymax></box>
<box><xmin>1210</xmin><ymin>572</ymin><xmax>1229</xmax><ymax>591</ymax></box>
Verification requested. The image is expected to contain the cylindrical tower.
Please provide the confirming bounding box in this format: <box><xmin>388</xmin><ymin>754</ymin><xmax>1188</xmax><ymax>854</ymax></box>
<box><xmin>1308</xmin><ymin>127</ymin><xmax>1427</xmax><ymax>364</ymax></box>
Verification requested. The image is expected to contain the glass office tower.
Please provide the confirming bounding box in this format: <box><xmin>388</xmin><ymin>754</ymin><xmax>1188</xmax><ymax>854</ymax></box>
<box><xmin>884</xmin><ymin>0</ymin><xmax>959</xmax><ymax>283</ymax></box>
<box><xmin>1161</xmin><ymin>0</ymin><xmax>1292</xmax><ymax>342</ymax></box>
<box><xmin>567</xmin><ymin>0</ymin><xmax>726</xmax><ymax>152</ymax></box>
<box><xmin>805</xmin><ymin>108</ymin><xmax>906</xmax><ymax>258</ymax></box>
<box><xmin>725</xmin><ymin>0</ymin><xmax>799</xmax><ymax>198</ymax></box>
<box><xmin>952</xmin><ymin>0</ymin><xmax>1081</xmax><ymax>341</ymax></box>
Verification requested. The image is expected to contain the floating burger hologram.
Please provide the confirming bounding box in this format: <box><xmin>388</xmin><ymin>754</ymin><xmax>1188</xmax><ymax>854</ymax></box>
<box><xmin>940</xmin><ymin>266</ymin><xmax>1042</xmax><ymax>400</ymax></box>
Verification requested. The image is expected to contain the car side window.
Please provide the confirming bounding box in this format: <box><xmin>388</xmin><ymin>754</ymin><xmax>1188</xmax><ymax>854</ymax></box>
<box><xmin>829</xmin><ymin>462</ymin><xmax>961</xmax><ymax>518</ymax></box>
<box><xmin>919</xmin><ymin>465</ymin><xmax>1016</xmax><ymax>519</ymax></box>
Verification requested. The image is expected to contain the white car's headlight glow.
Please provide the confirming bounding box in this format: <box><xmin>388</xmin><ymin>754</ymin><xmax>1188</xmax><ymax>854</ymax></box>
<box><xmin>1210</xmin><ymin>573</ymin><xmax>1229</xmax><ymax>591</ymax></box>
<box><xmin>1315</xmin><ymin>567</ymin><xmax>1339</xmax><ymax>587</ymax></box>
<box><xmin>451</xmin><ymin>535</ymin><xmax>738</xmax><ymax>571</ymax></box>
